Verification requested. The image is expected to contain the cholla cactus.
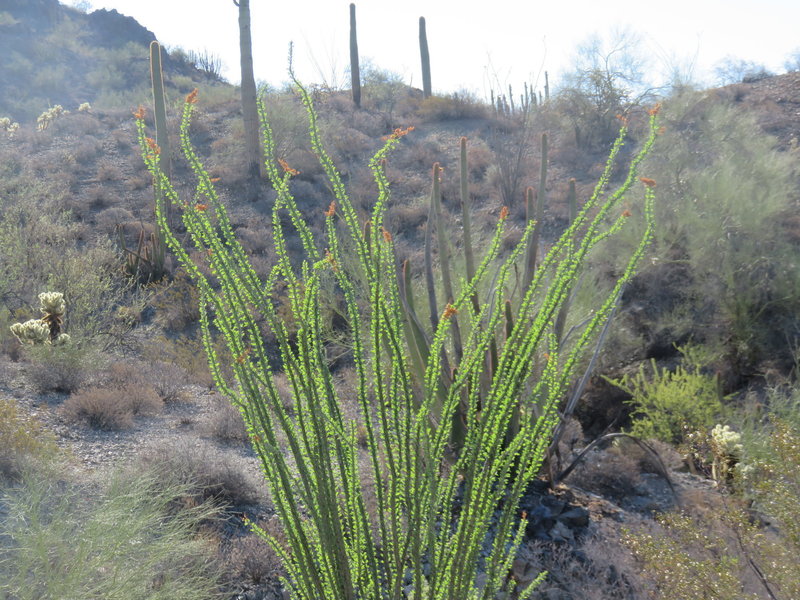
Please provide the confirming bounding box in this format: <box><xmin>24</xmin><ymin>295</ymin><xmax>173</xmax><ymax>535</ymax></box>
<box><xmin>710</xmin><ymin>424</ymin><xmax>744</xmax><ymax>485</ymax></box>
<box><xmin>37</xmin><ymin>105</ymin><xmax>67</xmax><ymax>131</ymax></box>
<box><xmin>0</xmin><ymin>117</ymin><xmax>19</xmax><ymax>138</ymax></box>
<box><xmin>39</xmin><ymin>291</ymin><xmax>65</xmax><ymax>316</ymax></box>
<box><xmin>78</xmin><ymin>102</ymin><xmax>91</xmax><ymax>113</ymax></box>
<box><xmin>10</xmin><ymin>319</ymin><xmax>51</xmax><ymax>345</ymax></box>
<box><xmin>9</xmin><ymin>292</ymin><xmax>69</xmax><ymax>345</ymax></box>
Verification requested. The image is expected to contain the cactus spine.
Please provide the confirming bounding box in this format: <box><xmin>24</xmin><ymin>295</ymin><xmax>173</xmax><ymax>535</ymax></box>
<box><xmin>349</xmin><ymin>3</ymin><xmax>361</xmax><ymax>108</ymax></box>
<box><xmin>419</xmin><ymin>16</ymin><xmax>432</xmax><ymax>98</ymax></box>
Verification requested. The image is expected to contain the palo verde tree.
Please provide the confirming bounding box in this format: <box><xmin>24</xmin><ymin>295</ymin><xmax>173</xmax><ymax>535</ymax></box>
<box><xmin>136</xmin><ymin>76</ymin><xmax>660</xmax><ymax>599</ymax></box>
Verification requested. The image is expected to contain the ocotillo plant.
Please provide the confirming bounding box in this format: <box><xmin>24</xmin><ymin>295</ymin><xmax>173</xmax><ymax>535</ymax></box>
<box><xmin>419</xmin><ymin>16</ymin><xmax>432</xmax><ymax>98</ymax></box>
<box><xmin>136</xmin><ymin>77</ymin><xmax>659</xmax><ymax>599</ymax></box>
<box><xmin>349</xmin><ymin>3</ymin><xmax>361</xmax><ymax>108</ymax></box>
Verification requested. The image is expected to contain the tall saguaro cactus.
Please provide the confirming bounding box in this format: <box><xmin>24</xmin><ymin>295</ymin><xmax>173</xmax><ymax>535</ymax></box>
<box><xmin>349</xmin><ymin>3</ymin><xmax>361</xmax><ymax>108</ymax></box>
<box><xmin>419</xmin><ymin>16</ymin><xmax>432</xmax><ymax>98</ymax></box>
<box><xmin>149</xmin><ymin>42</ymin><xmax>171</xmax><ymax>179</ymax></box>
<box><xmin>233</xmin><ymin>0</ymin><xmax>261</xmax><ymax>178</ymax></box>
<box><xmin>147</xmin><ymin>41</ymin><xmax>172</xmax><ymax>261</ymax></box>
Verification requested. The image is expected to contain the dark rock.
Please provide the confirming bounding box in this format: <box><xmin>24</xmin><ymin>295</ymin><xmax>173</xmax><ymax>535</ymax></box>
<box><xmin>558</xmin><ymin>506</ymin><xmax>589</xmax><ymax>528</ymax></box>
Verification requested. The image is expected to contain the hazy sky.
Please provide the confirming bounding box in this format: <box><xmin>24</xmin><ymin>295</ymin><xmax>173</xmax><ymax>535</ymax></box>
<box><xmin>65</xmin><ymin>0</ymin><xmax>800</xmax><ymax>96</ymax></box>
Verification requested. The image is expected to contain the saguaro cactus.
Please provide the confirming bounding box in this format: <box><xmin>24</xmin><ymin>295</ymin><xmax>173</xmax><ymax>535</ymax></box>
<box><xmin>233</xmin><ymin>0</ymin><xmax>261</xmax><ymax>178</ymax></box>
<box><xmin>149</xmin><ymin>42</ymin><xmax>171</xmax><ymax>177</ymax></box>
<box><xmin>419</xmin><ymin>16</ymin><xmax>432</xmax><ymax>98</ymax></box>
<box><xmin>349</xmin><ymin>3</ymin><xmax>361</xmax><ymax>108</ymax></box>
<box><xmin>149</xmin><ymin>41</ymin><xmax>172</xmax><ymax>228</ymax></box>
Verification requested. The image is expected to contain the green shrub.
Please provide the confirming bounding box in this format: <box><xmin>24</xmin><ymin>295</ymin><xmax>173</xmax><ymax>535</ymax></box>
<box><xmin>624</xmin><ymin>390</ymin><xmax>800</xmax><ymax>599</ymax></box>
<box><xmin>611</xmin><ymin>348</ymin><xmax>724</xmax><ymax>444</ymax></box>
<box><xmin>616</xmin><ymin>92</ymin><xmax>800</xmax><ymax>372</ymax></box>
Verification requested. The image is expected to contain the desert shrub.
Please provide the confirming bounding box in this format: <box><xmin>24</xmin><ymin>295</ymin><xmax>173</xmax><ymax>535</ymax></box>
<box><xmin>136</xmin><ymin>441</ymin><xmax>263</xmax><ymax>507</ymax></box>
<box><xmin>0</xmin><ymin>468</ymin><xmax>222</xmax><ymax>600</ymax></box>
<box><xmin>61</xmin><ymin>382</ymin><xmax>162</xmax><ymax>430</ymax></box>
<box><xmin>225</xmin><ymin>529</ymin><xmax>284</xmax><ymax>586</ymax></box>
<box><xmin>145</xmin><ymin>360</ymin><xmax>190</xmax><ymax>403</ymax></box>
<box><xmin>0</xmin><ymin>397</ymin><xmax>60</xmax><ymax>481</ymax></box>
<box><xmin>0</xmin><ymin>202</ymin><xmax>134</xmax><ymax>348</ymax></box>
<box><xmin>416</xmin><ymin>90</ymin><xmax>489</xmax><ymax>122</ymax></box>
<box><xmin>611</xmin><ymin>348</ymin><xmax>724</xmax><ymax>444</ymax></box>
<box><xmin>149</xmin><ymin>270</ymin><xmax>201</xmax><ymax>331</ymax></box>
<box><xmin>614</xmin><ymin>92</ymin><xmax>800</xmax><ymax>374</ymax></box>
<box><xmin>625</xmin><ymin>392</ymin><xmax>800</xmax><ymax>600</ymax></box>
<box><xmin>144</xmin><ymin>331</ymin><xmax>234</xmax><ymax>388</ymax></box>
<box><xmin>24</xmin><ymin>342</ymin><xmax>96</xmax><ymax>393</ymax></box>
<box><xmin>204</xmin><ymin>397</ymin><xmax>249</xmax><ymax>444</ymax></box>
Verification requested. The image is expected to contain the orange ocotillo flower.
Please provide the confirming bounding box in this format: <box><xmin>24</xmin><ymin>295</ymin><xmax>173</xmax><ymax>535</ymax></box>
<box><xmin>185</xmin><ymin>88</ymin><xmax>199</xmax><ymax>104</ymax></box>
<box><xmin>648</xmin><ymin>103</ymin><xmax>662</xmax><ymax>116</ymax></box>
<box><xmin>133</xmin><ymin>105</ymin><xmax>146</xmax><ymax>120</ymax></box>
<box><xmin>639</xmin><ymin>177</ymin><xmax>656</xmax><ymax>188</ymax></box>
<box><xmin>145</xmin><ymin>137</ymin><xmax>160</xmax><ymax>155</ymax></box>
<box><xmin>278</xmin><ymin>158</ymin><xmax>299</xmax><ymax>176</ymax></box>
<box><xmin>324</xmin><ymin>201</ymin><xmax>336</xmax><ymax>217</ymax></box>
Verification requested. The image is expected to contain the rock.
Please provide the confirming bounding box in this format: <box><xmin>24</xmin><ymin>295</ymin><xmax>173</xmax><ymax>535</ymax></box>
<box><xmin>558</xmin><ymin>506</ymin><xmax>590</xmax><ymax>528</ymax></box>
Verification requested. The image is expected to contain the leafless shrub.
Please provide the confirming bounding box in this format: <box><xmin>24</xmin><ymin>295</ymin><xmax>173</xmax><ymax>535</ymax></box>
<box><xmin>26</xmin><ymin>345</ymin><xmax>92</xmax><ymax>394</ymax></box>
<box><xmin>225</xmin><ymin>522</ymin><xmax>285</xmax><ymax>585</ymax></box>
<box><xmin>96</xmin><ymin>162</ymin><xmax>122</xmax><ymax>182</ymax></box>
<box><xmin>146</xmin><ymin>360</ymin><xmax>190</xmax><ymax>403</ymax></box>
<box><xmin>94</xmin><ymin>206</ymin><xmax>135</xmax><ymax>232</ymax></box>
<box><xmin>137</xmin><ymin>440</ymin><xmax>264</xmax><ymax>507</ymax></box>
<box><xmin>61</xmin><ymin>381</ymin><xmax>162</xmax><ymax>430</ymax></box>
<box><xmin>204</xmin><ymin>398</ymin><xmax>248</xmax><ymax>444</ymax></box>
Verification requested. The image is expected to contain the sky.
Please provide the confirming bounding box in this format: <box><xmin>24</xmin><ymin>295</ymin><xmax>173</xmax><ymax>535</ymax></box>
<box><xmin>64</xmin><ymin>0</ymin><xmax>800</xmax><ymax>97</ymax></box>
